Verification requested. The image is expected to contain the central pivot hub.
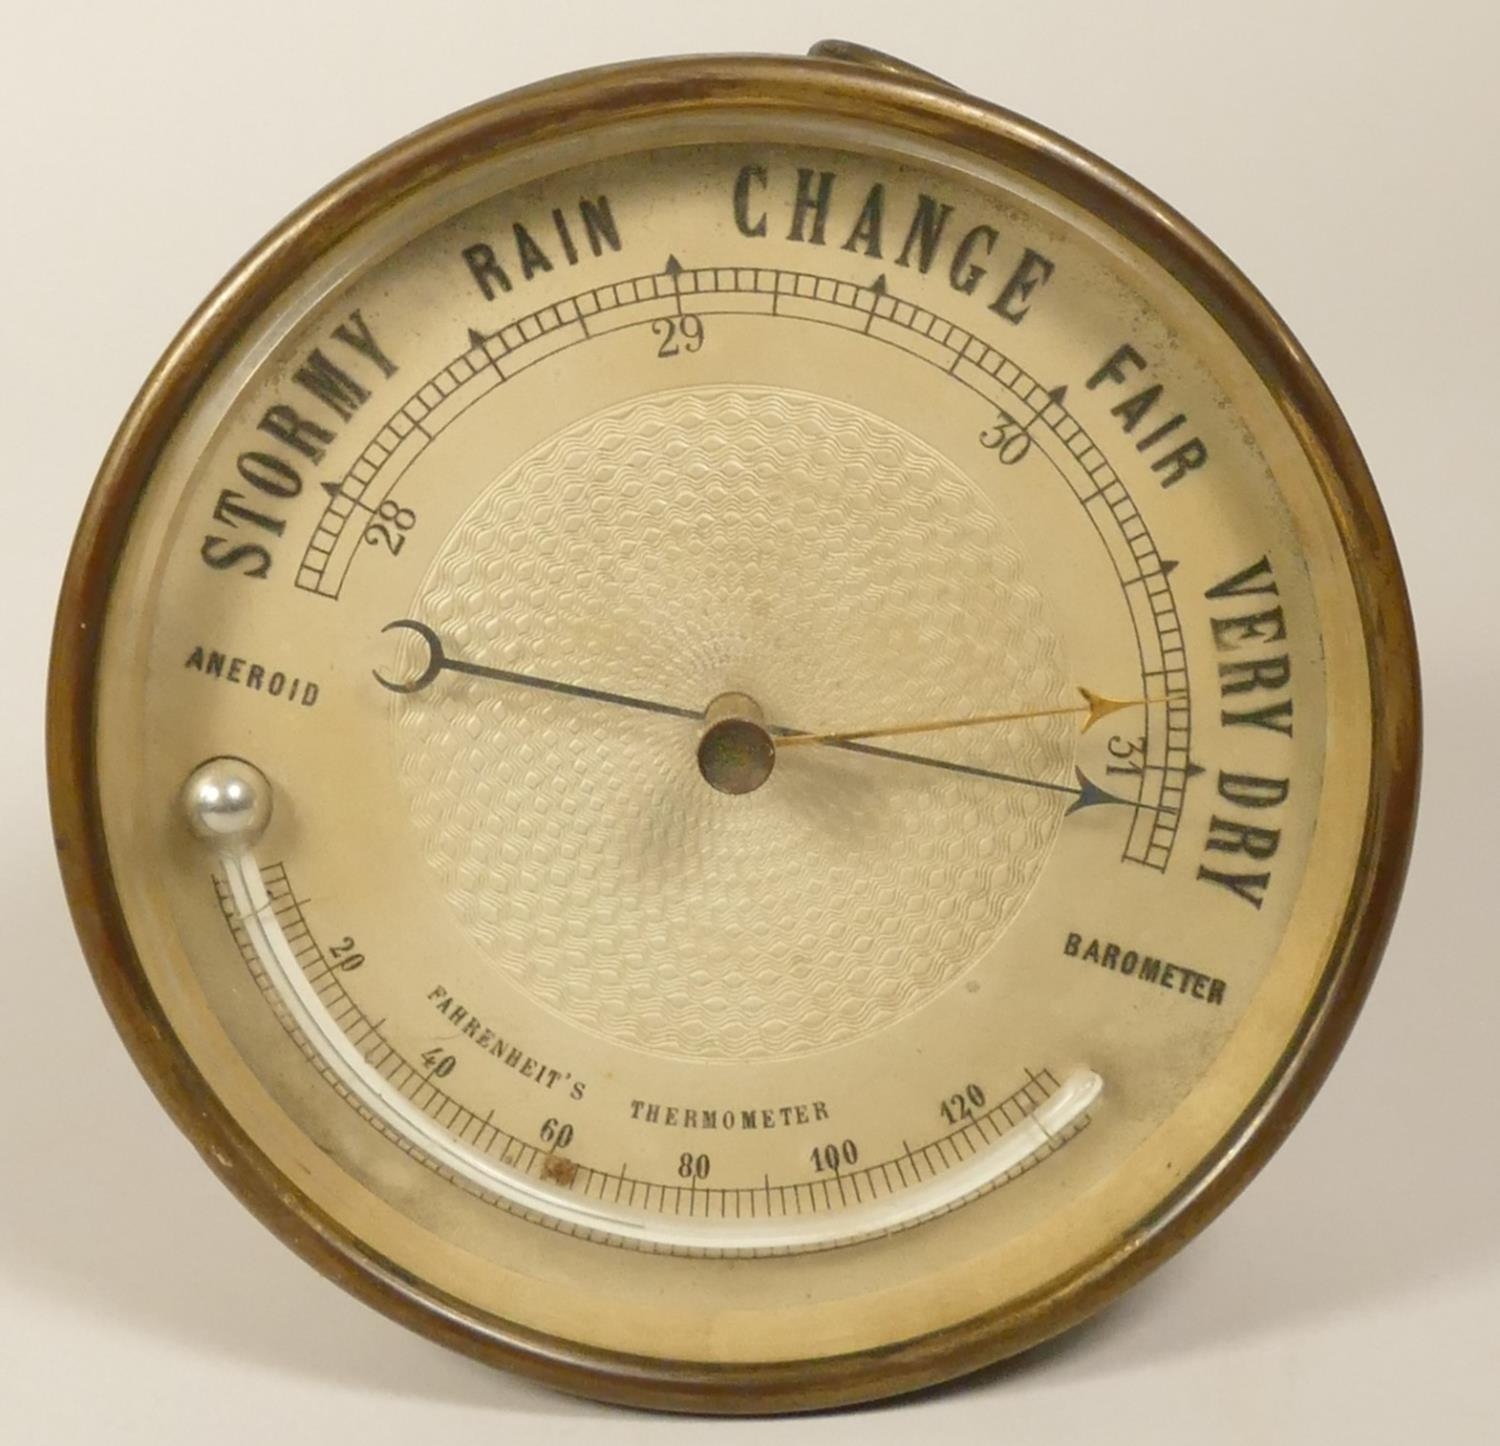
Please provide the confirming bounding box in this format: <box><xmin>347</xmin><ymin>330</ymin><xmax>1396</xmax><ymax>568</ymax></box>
<box><xmin>697</xmin><ymin>692</ymin><xmax>776</xmax><ymax>795</ymax></box>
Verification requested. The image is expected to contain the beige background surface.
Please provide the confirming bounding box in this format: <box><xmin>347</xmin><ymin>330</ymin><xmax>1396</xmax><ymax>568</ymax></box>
<box><xmin>2</xmin><ymin>1</ymin><xmax>1494</xmax><ymax>1439</ymax></box>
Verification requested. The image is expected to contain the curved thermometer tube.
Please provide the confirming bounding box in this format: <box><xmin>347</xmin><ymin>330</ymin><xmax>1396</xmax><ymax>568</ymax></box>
<box><xmin>219</xmin><ymin>846</ymin><xmax>1103</xmax><ymax>1254</ymax></box>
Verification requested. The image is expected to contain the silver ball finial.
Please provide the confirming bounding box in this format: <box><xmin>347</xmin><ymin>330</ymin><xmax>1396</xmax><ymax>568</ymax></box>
<box><xmin>182</xmin><ymin>756</ymin><xmax>272</xmax><ymax>849</ymax></box>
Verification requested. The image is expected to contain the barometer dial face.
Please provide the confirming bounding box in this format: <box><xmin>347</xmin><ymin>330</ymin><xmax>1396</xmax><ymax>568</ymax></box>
<box><xmin>49</xmin><ymin>52</ymin><xmax>1418</xmax><ymax>1413</ymax></box>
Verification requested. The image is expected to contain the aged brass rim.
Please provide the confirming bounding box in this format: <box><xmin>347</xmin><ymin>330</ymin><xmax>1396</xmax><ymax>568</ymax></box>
<box><xmin>46</xmin><ymin>50</ymin><xmax>1420</xmax><ymax>1414</ymax></box>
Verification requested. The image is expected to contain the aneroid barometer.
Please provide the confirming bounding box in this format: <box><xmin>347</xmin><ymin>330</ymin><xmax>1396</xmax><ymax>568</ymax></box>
<box><xmin>49</xmin><ymin>41</ymin><xmax>1419</xmax><ymax>1412</ymax></box>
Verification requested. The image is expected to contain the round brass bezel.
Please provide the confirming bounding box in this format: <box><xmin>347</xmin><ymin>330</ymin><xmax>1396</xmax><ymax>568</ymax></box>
<box><xmin>46</xmin><ymin>49</ymin><xmax>1420</xmax><ymax>1414</ymax></box>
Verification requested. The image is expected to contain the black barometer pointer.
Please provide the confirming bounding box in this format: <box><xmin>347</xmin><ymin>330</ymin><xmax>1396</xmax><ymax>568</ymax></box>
<box><xmin>375</xmin><ymin>617</ymin><xmax>1137</xmax><ymax>812</ymax></box>
<box><xmin>373</xmin><ymin>617</ymin><xmax>702</xmax><ymax>722</ymax></box>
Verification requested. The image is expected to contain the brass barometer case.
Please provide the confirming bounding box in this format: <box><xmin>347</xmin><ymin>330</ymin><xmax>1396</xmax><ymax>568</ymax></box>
<box><xmin>48</xmin><ymin>41</ymin><xmax>1419</xmax><ymax>1413</ymax></box>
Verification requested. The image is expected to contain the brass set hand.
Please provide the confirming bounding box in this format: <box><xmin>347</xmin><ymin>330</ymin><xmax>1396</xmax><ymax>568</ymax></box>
<box><xmin>773</xmin><ymin>687</ymin><xmax>1145</xmax><ymax>750</ymax></box>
